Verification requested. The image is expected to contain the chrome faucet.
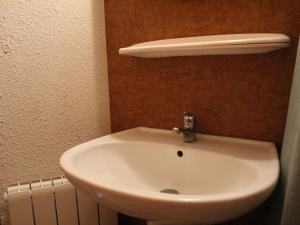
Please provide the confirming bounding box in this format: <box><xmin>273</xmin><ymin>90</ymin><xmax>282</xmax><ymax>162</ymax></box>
<box><xmin>173</xmin><ymin>112</ymin><xmax>197</xmax><ymax>143</ymax></box>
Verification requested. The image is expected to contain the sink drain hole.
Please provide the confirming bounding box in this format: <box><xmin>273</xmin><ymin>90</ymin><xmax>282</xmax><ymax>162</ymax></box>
<box><xmin>160</xmin><ymin>189</ymin><xmax>180</xmax><ymax>195</ymax></box>
<box><xmin>177</xmin><ymin>151</ymin><xmax>183</xmax><ymax>157</ymax></box>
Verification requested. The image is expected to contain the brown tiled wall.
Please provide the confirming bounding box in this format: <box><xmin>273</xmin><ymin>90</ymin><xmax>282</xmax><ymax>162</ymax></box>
<box><xmin>105</xmin><ymin>0</ymin><xmax>300</xmax><ymax>147</ymax></box>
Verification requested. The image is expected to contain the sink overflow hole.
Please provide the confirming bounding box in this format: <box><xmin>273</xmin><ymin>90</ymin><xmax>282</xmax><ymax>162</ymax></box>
<box><xmin>177</xmin><ymin>151</ymin><xmax>183</xmax><ymax>157</ymax></box>
<box><xmin>160</xmin><ymin>189</ymin><xmax>180</xmax><ymax>195</ymax></box>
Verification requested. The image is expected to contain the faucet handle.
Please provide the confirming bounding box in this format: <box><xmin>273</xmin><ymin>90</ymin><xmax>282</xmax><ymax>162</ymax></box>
<box><xmin>172</xmin><ymin>127</ymin><xmax>181</xmax><ymax>135</ymax></box>
<box><xmin>183</xmin><ymin>112</ymin><xmax>197</xmax><ymax>130</ymax></box>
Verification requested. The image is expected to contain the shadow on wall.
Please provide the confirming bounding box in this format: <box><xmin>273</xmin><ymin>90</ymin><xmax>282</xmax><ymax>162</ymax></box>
<box><xmin>92</xmin><ymin>0</ymin><xmax>111</xmax><ymax>133</ymax></box>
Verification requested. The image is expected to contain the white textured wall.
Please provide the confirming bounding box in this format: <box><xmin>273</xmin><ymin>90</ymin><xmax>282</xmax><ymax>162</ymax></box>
<box><xmin>0</xmin><ymin>0</ymin><xmax>110</xmax><ymax>218</ymax></box>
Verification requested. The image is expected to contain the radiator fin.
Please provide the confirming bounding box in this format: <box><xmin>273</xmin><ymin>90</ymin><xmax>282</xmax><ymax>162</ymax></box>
<box><xmin>31</xmin><ymin>180</ymin><xmax>57</xmax><ymax>225</ymax></box>
<box><xmin>99</xmin><ymin>205</ymin><xmax>118</xmax><ymax>225</ymax></box>
<box><xmin>7</xmin><ymin>183</ymin><xmax>35</xmax><ymax>225</ymax></box>
<box><xmin>77</xmin><ymin>190</ymin><xmax>100</xmax><ymax>225</ymax></box>
<box><xmin>53</xmin><ymin>179</ymin><xmax>79</xmax><ymax>225</ymax></box>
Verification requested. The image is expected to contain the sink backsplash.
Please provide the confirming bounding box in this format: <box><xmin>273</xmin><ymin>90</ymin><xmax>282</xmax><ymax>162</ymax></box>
<box><xmin>105</xmin><ymin>0</ymin><xmax>300</xmax><ymax>148</ymax></box>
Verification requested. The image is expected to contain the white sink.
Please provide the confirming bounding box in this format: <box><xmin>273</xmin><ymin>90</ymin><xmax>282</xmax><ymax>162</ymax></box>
<box><xmin>60</xmin><ymin>127</ymin><xmax>279</xmax><ymax>225</ymax></box>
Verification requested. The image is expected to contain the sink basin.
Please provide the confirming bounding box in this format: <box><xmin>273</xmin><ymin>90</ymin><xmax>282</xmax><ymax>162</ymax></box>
<box><xmin>60</xmin><ymin>127</ymin><xmax>279</xmax><ymax>225</ymax></box>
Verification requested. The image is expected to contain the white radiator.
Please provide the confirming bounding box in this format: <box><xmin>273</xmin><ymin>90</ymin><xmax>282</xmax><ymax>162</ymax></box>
<box><xmin>4</xmin><ymin>176</ymin><xmax>118</xmax><ymax>225</ymax></box>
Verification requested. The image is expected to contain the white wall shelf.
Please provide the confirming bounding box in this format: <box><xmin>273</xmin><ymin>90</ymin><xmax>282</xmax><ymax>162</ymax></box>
<box><xmin>119</xmin><ymin>33</ymin><xmax>291</xmax><ymax>58</ymax></box>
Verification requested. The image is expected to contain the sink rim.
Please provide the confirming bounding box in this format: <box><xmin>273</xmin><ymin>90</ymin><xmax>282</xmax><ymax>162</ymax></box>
<box><xmin>60</xmin><ymin>127</ymin><xmax>279</xmax><ymax>204</ymax></box>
